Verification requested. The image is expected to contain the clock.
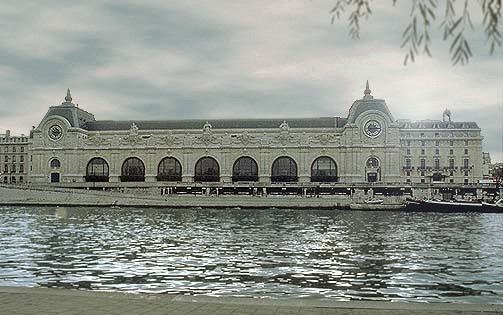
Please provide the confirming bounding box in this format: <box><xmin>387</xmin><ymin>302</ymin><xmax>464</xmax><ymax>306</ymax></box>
<box><xmin>48</xmin><ymin>124</ymin><xmax>63</xmax><ymax>140</ymax></box>
<box><xmin>364</xmin><ymin>120</ymin><xmax>382</xmax><ymax>138</ymax></box>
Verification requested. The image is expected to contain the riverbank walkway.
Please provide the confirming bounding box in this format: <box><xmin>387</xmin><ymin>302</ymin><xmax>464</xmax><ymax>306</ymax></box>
<box><xmin>0</xmin><ymin>185</ymin><xmax>357</xmax><ymax>209</ymax></box>
<box><xmin>1</xmin><ymin>287</ymin><xmax>502</xmax><ymax>315</ymax></box>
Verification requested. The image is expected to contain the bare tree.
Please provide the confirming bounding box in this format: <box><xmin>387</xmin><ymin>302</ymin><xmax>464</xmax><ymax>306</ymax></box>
<box><xmin>330</xmin><ymin>0</ymin><xmax>502</xmax><ymax>65</ymax></box>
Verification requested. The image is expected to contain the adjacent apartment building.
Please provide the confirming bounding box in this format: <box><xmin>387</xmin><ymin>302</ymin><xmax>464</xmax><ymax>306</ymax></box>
<box><xmin>0</xmin><ymin>130</ymin><xmax>29</xmax><ymax>184</ymax></box>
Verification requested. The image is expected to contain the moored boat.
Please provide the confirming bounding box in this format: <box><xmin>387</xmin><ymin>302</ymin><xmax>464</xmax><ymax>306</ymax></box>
<box><xmin>405</xmin><ymin>198</ymin><xmax>503</xmax><ymax>213</ymax></box>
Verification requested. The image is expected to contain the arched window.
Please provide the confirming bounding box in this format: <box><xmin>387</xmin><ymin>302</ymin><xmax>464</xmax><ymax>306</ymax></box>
<box><xmin>86</xmin><ymin>157</ymin><xmax>109</xmax><ymax>182</ymax></box>
<box><xmin>50</xmin><ymin>159</ymin><xmax>61</xmax><ymax>169</ymax></box>
<box><xmin>271</xmin><ymin>156</ymin><xmax>297</xmax><ymax>182</ymax></box>
<box><xmin>366</xmin><ymin>157</ymin><xmax>380</xmax><ymax>168</ymax></box>
<box><xmin>157</xmin><ymin>157</ymin><xmax>182</xmax><ymax>181</ymax></box>
<box><xmin>311</xmin><ymin>156</ymin><xmax>338</xmax><ymax>182</ymax></box>
<box><xmin>366</xmin><ymin>157</ymin><xmax>380</xmax><ymax>183</ymax></box>
<box><xmin>194</xmin><ymin>157</ymin><xmax>220</xmax><ymax>182</ymax></box>
<box><xmin>121</xmin><ymin>157</ymin><xmax>145</xmax><ymax>182</ymax></box>
<box><xmin>233</xmin><ymin>156</ymin><xmax>258</xmax><ymax>182</ymax></box>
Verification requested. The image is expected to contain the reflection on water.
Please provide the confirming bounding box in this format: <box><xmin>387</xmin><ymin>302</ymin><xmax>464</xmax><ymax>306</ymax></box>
<box><xmin>1</xmin><ymin>206</ymin><xmax>502</xmax><ymax>303</ymax></box>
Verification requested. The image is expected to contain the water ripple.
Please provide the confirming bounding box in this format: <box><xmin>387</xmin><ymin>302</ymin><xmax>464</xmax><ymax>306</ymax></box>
<box><xmin>0</xmin><ymin>207</ymin><xmax>502</xmax><ymax>303</ymax></box>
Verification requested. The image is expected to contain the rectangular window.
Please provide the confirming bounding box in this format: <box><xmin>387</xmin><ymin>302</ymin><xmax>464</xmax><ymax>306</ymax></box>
<box><xmin>420</xmin><ymin>159</ymin><xmax>426</xmax><ymax>169</ymax></box>
<box><xmin>19</xmin><ymin>165</ymin><xmax>24</xmax><ymax>173</ymax></box>
<box><xmin>11</xmin><ymin>164</ymin><xmax>15</xmax><ymax>173</ymax></box>
<box><xmin>12</xmin><ymin>156</ymin><xmax>15</xmax><ymax>162</ymax></box>
<box><xmin>464</xmin><ymin>158</ymin><xmax>469</xmax><ymax>169</ymax></box>
<box><xmin>407</xmin><ymin>141</ymin><xmax>411</xmax><ymax>146</ymax></box>
<box><xmin>435</xmin><ymin>141</ymin><xmax>439</xmax><ymax>146</ymax></box>
<box><xmin>405</xmin><ymin>159</ymin><xmax>411</xmax><ymax>168</ymax></box>
<box><xmin>4</xmin><ymin>165</ymin><xmax>7</xmax><ymax>173</ymax></box>
<box><xmin>12</xmin><ymin>147</ymin><xmax>16</xmax><ymax>153</ymax></box>
<box><xmin>435</xmin><ymin>149</ymin><xmax>439</xmax><ymax>155</ymax></box>
<box><xmin>435</xmin><ymin>133</ymin><xmax>439</xmax><ymax>137</ymax></box>
<box><xmin>465</xmin><ymin>140</ymin><xmax>469</xmax><ymax>146</ymax></box>
<box><xmin>449</xmin><ymin>159</ymin><xmax>454</xmax><ymax>168</ymax></box>
<box><xmin>20</xmin><ymin>156</ymin><xmax>23</xmax><ymax>162</ymax></box>
<box><xmin>406</xmin><ymin>148</ymin><xmax>411</xmax><ymax>155</ymax></box>
<box><xmin>421</xmin><ymin>149</ymin><xmax>425</xmax><ymax>155</ymax></box>
<box><xmin>449</xmin><ymin>149</ymin><xmax>454</xmax><ymax>155</ymax></box>
<box><xmin>421</xmin><ymin>141</ymin><xmax>425</xmax><ymax>146</ymax></box>
<box><xmin>450</xmin><ymin>140</ymin><xmax>454</xmax><ymax>146</ymax></box>
<box><xmin>464</xmin><ymin>149</ymin><xmax>468</xmax><ymax>155</ymax></box>
<box><xmin>20</xmin><ymin>147</ymin><xmax>24</xmax><ymax>152</ymax></box>
<box><xmin>434</xmin><ymin>159</ymin><xmax>440</xmax><ymax>169</ymax></box>
<box><xmin>4</xmin><ymin>156</ymin><xmax>7</xmax><ymax>162</ymax></box>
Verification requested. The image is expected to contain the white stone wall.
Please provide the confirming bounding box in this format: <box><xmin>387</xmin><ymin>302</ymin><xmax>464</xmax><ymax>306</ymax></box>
<box><xmin>29</xmin><ymin>99</ymin><xmax>484</xmax><ymax>188</ymax></box>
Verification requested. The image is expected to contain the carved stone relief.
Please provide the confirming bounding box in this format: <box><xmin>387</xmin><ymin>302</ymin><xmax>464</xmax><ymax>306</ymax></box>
<box><xmin>193</xmin><ymin>122</ymin><xmax>222</xmax><ymax>146</ymax></box>
<box><xmin>85</xmin><ymin>132</ymin><xmax>112</xmax><ymax>146</ymax></box>
<box><xmin>311</xmin><ymin>132</ymin><xmax>339</xmax><ymax>145</ymax></box>
<box><xmin>231</xmin><ymin>130</ymin><xmax>258</xmax><ymax>146</ymax></box>
<box><xmin>156</xmin><ymin>130</ymin><xmax>182</xmax><ymax>146</ymax></box>
<box><xmin>119</xmin><ymin>134</ymin><xmax>146</xmax><ymax>146</ymax></box>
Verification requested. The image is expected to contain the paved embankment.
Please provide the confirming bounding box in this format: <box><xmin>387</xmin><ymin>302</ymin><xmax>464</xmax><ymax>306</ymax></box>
<box><xmin>1</xmin><ymin>286</ymin><xmax>502</xmax><ymax>315</ymax></box>
<box><xmin>0</xmin><ymin>185</ymin><xmax>405</xmax><ymax>209</ymax></box>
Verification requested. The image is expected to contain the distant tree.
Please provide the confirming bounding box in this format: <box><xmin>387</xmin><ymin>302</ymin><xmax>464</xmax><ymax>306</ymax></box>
<box><xmin>329</xmin><ymin>0</ymin><xmax>502</xmax><ymax>65</ymax></box>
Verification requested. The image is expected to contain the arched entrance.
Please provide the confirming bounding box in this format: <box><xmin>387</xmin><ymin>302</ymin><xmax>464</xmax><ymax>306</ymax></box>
<box><xmin>233</xmin><ymin>156</ymin><xmax>258</xmax><ymax>182</ymax></box>
<box><xmin>157</xmin><ymin>157</ymin><xmax>182</xmax><ymax>181</ymax></box>
<box><xmin>271</xmin><ymin>156</ymin><xmax>297</xmax><ymax>182</ymax></box>
<box><xmin>311</xmin><ymin>156</ymin><xmax>338</xmax><ymax>182</ymax></box>
<box><xmin>366</xmin><ymin>157</ymin><xmax>380</xmax><ymax>183</ymax></box>
<box><xmin>194</xmin><ymin>157</ymin><xmax>220</xmax><ymax>182</ymax></box>
<box><xmin>121</xmin><ymin>157</ymin><xmax>145</xmax><ymax>182</ymax></box>
<box><xmin>86</xmin><ymin>157</ymin><xmax>109</xmax><ymax>182</ymax></box>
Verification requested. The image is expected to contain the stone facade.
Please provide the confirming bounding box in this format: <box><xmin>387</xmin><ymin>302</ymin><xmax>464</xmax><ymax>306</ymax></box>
<box><xmin>0</xmin><ymin>130</ymin><xmax>29</xmax><ymax>184</ymax></box>
<box><xmin>28</xmin><ymin>84</ymin><xmax>484</xmax><ymax>189</ymax></box>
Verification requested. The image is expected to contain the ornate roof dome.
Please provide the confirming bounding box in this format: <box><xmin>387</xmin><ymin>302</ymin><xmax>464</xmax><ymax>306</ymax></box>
<box><xmin>346</xmin><ymin>81</ymin><xmax>394</xmax><ymax>123</ymax></box>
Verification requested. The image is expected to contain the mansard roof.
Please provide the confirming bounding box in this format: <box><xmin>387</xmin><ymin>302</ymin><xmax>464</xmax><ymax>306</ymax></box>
<box><xmin>40</xmin><ymin>89</ymin><xmax>95</xmax><ymax>128</ymax></box>
<box><xmin>398</xmin><ymin>120</ymin><xmax>480</xmax><ymax>129</ymax></box>
<box><xmin>346</xmin><ymin>82</ymin><xmax>394</xmax><ymax>123</ymax></box>
<box><xmin>83</xmin><ymin>117</ymin><xmax>347</xmax><ymax>131</ymax></box>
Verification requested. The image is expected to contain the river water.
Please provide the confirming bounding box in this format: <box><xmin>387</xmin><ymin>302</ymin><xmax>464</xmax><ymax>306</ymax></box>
<box><xmin>1</xmin><ymin>206</ymin><xmax>502</xmax><ymax>303</ymax></box>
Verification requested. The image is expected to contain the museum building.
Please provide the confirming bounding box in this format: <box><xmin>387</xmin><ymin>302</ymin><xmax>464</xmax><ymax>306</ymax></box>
<box><xmin>29</xmin><ymin>83</ymin><xmax>484</xmax><ymax>192</ymax></box>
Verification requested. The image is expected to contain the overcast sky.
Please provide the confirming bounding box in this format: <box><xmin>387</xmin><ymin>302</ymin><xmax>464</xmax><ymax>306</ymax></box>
<box><xmin>1</xmin><ymin>0</ymin><xmax>502</xmax><ymax>161</ymax></box>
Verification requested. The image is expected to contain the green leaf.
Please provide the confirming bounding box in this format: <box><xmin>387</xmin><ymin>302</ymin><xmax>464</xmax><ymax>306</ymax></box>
<box><xmin>450</xmin><ymin>32</ymin><xmax>462</xmax><ymax>53</ymax></box>
<box><xmin>424</xmin><ymin>44</ymin><xmax>432</xmax><ymax>57</ymax></box>
<box><xmin>450</xmin><ymin>17</ymin><xmax>463</xmax><ymax>33</ymax></box>
<box><xmin>402</xmin><ymin>24</ymin><xmax>412</xmax><ymax>37</ymax></box>
<box><xmin>463</xmin><ymin>39</ymin><xmax>472</xmax><ymax>56</ymax></box>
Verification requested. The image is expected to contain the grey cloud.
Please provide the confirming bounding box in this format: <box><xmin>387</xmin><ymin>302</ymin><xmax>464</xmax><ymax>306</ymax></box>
<box><xmin>64</xmin><ymin>37</ymin><xmax>110</xmax><ymax>66</ymax></box>
<box><xmin>87</xmin><ymin>75</ymin><xmax>337</xmax><ymax>121</ymax></box>
<box><xmin>0</xmin><ymin>50</ymin><xmax>68</xmax><ymax>85</ymax></box>
<box><xmin>103</xmin><ymin>3</ymin><xmax>237</xmax><ymax>62</ymax></box>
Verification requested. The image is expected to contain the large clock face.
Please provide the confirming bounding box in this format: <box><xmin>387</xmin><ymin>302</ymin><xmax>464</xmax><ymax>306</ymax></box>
<box><xmin>48</xmin><ymin>124</ymin><xmax>63</xmax><ymax>140</ymax></box>
<box><xmin>364</xmin><ymin>120</ymin><xmax>382</xmax><ymax>138</ymax></box>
